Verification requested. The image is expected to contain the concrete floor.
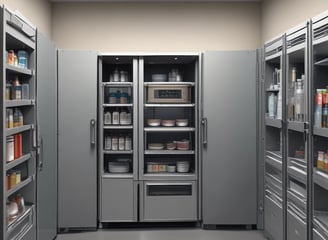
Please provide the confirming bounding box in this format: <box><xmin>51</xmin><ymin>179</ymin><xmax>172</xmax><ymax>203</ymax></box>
<box><xmin>56</xmin><ymin>228</ymin><xmax>266</xmax><ymax>240</ymax></box>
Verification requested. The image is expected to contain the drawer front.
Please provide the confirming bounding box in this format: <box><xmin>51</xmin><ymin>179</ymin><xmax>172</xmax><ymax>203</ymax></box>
<box><xmin>287</xmin><ymin>209</ymin><xmax>306</xmax><ymax>240</ymax></box>
<box><xmin>7</xmin><ymin>205</ymin><xmax>34</xmax><ymax>240</ymax></box>
<box><xmin>264</xmin><ymin>195</ymin><xmax>283</xmax><ymax>240</ymax></box>
<box><xmin>101</xmin><ymin>179</ymin><xmax>136</xmax><ymax>222</ymax></box>
<box><xmin>141</xmin><ymin>181</ymin><xmax>197</xmax><ymax>222</ymax></box>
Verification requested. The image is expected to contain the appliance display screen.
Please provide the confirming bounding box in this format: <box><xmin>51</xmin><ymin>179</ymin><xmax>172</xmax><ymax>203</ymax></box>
<box><xmin>154</xmin><ymin>89</ymin><xmax>182</xmax><ymax>99</ymax></box>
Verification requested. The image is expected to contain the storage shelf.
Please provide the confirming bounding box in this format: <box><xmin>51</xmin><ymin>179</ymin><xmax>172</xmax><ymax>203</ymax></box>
<box><xmin>6</xmin><ymin>176</ymin><xmax>33</xmax><ymax>198</ymax></box>
<box><xmin>6</xmin><ymin>100</ymin><xmax>34</xmax><ymax>108</ymax></box>
<box><xmin>265</xmin><ymin>117</ymin><xmax>282</xmax><ymax>128</ymax></box>
<box><xmin>314</xmin><ymin>168</ymin><xmax>328</xmax><ymax>191</ymax></box>
<box><xmin>143</xmin><ymin>173</ymin><xmax>196</xmax><ymax>181</ymax></box>
<box><xmin>315</xmin><ymin>58</ymin><xmax>328</xmax><ymax>66</ymax></box>
<box><xmin>103</xmin><ymin>104</ymin><xmax>133</xmax><ymax>107</ymax></box>
<box><xmin>7</xmin><ymin>204</ymin><xmax>34</xmax><ymax>231</ymax></box>
<box><xmin>288</xmin><ymin>121</ymin><xmax>305</xmax><ymax>132</ymax></box>
<box><xmin>102</xmin><ymin>82</ymin><xmax>133</xmax><ymax>87</ymax></box>
<box><xmin>265</xmin><ymin>155</ymin><xmax>282</xmax><ymax>171</ymax></box>
<box><xmin>288</xmin><ymin>166</ymin><xmax>306</xmax><ymax>184</ymax></box>
<box><xmin>6</xmin><ymin>124</ymin><xmax>33</xmax><ymax>136</ymax></box>
<box><xmin>313</xmin><ymin>127</ymin><xmax>328</xmax><ymax>138</ymax></box>
<box><xmin>145</xmin><ymin>150</ymin><xmax>195</xmax><ymax>155</ymax></box>
<box><xmin>314</xmin><ymin>211</ymin><xmax>328</xmax><ymax>231</ymax></box>
<box><xmin>6</xmin><ymin>23</ymin><xmax>35</xmax><ymax>50</ymax></box>
<box><xmin>102</xmin><ymin>173</ymin><xmax>134</xmax><ymax>179</ymax></box>
<box><xmin>144</xmin><ymin>127</ymin><xmax>195</xmax><ymax>132</ymax></box>
<box><xmin>103</xmin><ymin>150</ymin><xmax>133</xmax><ymax>154</ymax></box>
<box><xmin>287</xmin><ymin>190</ymin><xmax>306</xmax><ymax>210</ymax></box>
<box><xmin>266</xmin><ymin>88</ymin><xmax>280</xmax><ymax>92</ymax></box>
<box><xmin>145</xmin><ymin>103</ymin><xmax>195</xmax><ymax>108</ymax></box>
<box><xmin>6</xmin><ymin>64</ymin><xmax>33</xmax><ymax>76</ymax></box>
<box><xmin>5</xmin><ymin>153</ymin><xmax>31</xmax><ymax>171</ymax></box>
<box><xmin>144</xmin><ymin>82</ymin><xmax>195</xmax><ymax>86</ymax></box>
<box><xmin>103</xmin><ymin>125</ymin><xmax>133</xmax><ymax>129</ymax></box>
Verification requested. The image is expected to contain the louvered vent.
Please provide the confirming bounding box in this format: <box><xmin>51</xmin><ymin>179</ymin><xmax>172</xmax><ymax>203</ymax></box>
<box><xmin>314</xmin><ymin>23</ymin><xmax>328</xmax><ymax>41</ymax></box>
<box><xmin>287</xmin><ymin>34</ymin><xmax>306</xmax><ymax>49</ymax></box>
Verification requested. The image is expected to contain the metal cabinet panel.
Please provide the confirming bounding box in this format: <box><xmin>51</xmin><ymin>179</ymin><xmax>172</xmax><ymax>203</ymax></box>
<box><xmin>264</xmin><ymin>195</ymin><xmax>283</xmax><ymax>240</ymax></box>
<box><xmin>141</xmin><ymin>181</ymin><xmax>197</xmax><ymax>222</ymax></box>
<box><xmin>57</xmin><ymin>50</ymin><xmax>97</xmax><ymax>229</ymax></box>
<box><xmin>101</xmin><ymin>179</ymin><xmax>136</xmax><ymax>222</ymax></box>
<box><xmin>202</xmin><ymin>51</ymin><xmax>257</xmax><ymax>225</ymax></box>
<box><xmin>36</xmin><ymin>33</ymin><xmax>57</xmax><ymax>240</ymax></box>
<box><xmin>287</xmin><ymin>209</ymin><xmax>306</xmax><ymax>240</ymax></box>
<box><xmin>313</xmin><ymin>228</ymin><xmax>326</xmax><ymax>240</ymax></box>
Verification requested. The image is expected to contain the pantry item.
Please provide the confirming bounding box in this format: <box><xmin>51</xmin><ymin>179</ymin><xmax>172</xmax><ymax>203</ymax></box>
<box><xmin>147</xmin><ymin>119</ymin><xmax>161</xmax><ymax>127</ymax></box>
<box><xmin>104</xmin><ymin>135</ymin><xmax>112</xmax><ymax>150</ymax></box>
<box><xmin>120</xmin><ymin>71</ymin><xmax>128</xmax><ymax>82</ymax></box>
<box><xmin>166</xmin><ymin>142</ymin><xmax>176</xmax><ymax>150</ymax></box>
<box><xmin>317</xmin><ymin>151</ymin><xmax>324</xmax><ymax>170</ymax></box>
<box><xmin>104</xmin><ymin>111</ymin><xmax>112</xmax><ymax>125</ymax></box>
<box><xmin>17</xmin><ymin>50</ymin><xmax>27</xmax><ymax>68</ymax></box>
<box><xmin>175</xmin><ymin>140</ymin><xmax>190</xmax><ymax>150</ymax></box>
<box><xmin>152</xmin><ymin>74</ymin><xmax>167</xmax><ymax>82</ymax></box>
<box><xmin>161</xmin><ymin>119</ymin><xmax>175</xmax><ymax>127</ymax></box>
<box><xmin>6</xmin><ymin>83</ymin><xmax>11</xmax><ymax>100</ymax></box>
<box><xmin>21</xmin><ymin>83</ymin><xmax>29</xmax><ymax>99</ymax></box>
<box><xmin>6</xmin><ymin>136</ymin><xmax>14</xmax><ymax>162</ymax></box>
<box><xmin>125</xmin><ymin>135</ymin><xmax>132</xmax><ymax>150</ymax></box>
<box><xmin>111</xmin><ymin>136</ymin><xmax>118</xmax><ymax>150</ymax></box>
<box><xmin>176</xmin><ymin>119</ymin><xmax>188</xmax><ymax>127</ymax></box>
<box><xmin>167</xmin><ymin>165</ymin><xmax>176</xmax><ymax>173</ymax></box>
<box><xmin>177</xmin><ymin>161</ymin><xmax>190</xmax><ymax>173</ymax></box>
<box><xmin>14</xmin><ymin>195</ymin><xmax>25</xmax><ymax>213</ymax></box>
<box><xmin>148</xmin><ymin>143</ymin><xmax>164</xmax><ymax>150</ymax></box>
<box><xmin>113</xmin><ymin>69</ymin><xmax>120</xmax><ymax>82</ymax></box>
<box><xmin>112</xmin><ymin>111</ymin><xmax>120</xmax><ymax>125</ymax></box>
<box><xmin>7</xmin><ymin>201</ymin><xmax>19</xmax><ymax>222</ymax></box>
<box><xmin>12</xmin><ymin>76</ymin><xmax>22</xmax><ymax>100</ymax></box>
<box><xmin>108</xmin><ymin>161</ymin><xmax>129</xmax><ymax>173</ymax></box>
<box><xmin>118</xmin><ymin>135</ymin><xmax>125</xmax><ymax>150</ymax></box>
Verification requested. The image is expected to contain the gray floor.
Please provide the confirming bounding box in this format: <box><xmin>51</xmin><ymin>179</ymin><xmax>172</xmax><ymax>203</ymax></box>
<box><xmin>56</xmin><ymin>228</ymin><xmax>266</xmax><ymax>240</ymax></box>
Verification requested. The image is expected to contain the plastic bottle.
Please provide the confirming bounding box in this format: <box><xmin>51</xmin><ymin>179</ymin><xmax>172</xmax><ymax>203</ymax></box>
<box><xmin>104</xmin><ymin>111</ymin><xmax>112</xmax><ymax>125</ymax></box>
<box><xmin>119</xmin><ymin>135</ymin><xmax>125</xmax><ymax>151</ymax></box>
<box><xmin>294</xmin><ymin>79</ymin><xmax>304</xmax><ymax>122</ymax></box>
<box><xmin>125</xmin><ymin>134</ymin><xmax>132</xmax><ymax>151</ymax></box>
<box><xmin>12</xmin><ymin>76</ymin><xmax>21</xmax><ymax>100</ymax></box>
<box><xmin>315</xmin><ymin>89</ymin><xmax>323</xmax><ymax>127</ymax></box>
<box><xmin>268</xmin><ymin>93</ymin><xmax>275</xmax><ymax>118</ymax></box>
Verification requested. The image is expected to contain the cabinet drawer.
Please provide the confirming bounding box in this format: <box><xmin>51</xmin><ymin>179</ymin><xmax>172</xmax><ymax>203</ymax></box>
<box><xmin>264</xmin><ymin>194</ymin><xmax>283</xmax><ymax>240</ymax></box>
<box><xmin>101</xmin><ymin>179</ymin><xmax>136</xmax><ymax>222</ymax></box>
<box><xmin>287</xmin><ymin>208</ymin><xmax>306</xmax><ymax>240</ymax></box>
<box><xmin>7</xmin><ymin>205</ymin><xmax>34</xmax><ymax>240</ymax></box>
<box><xmin>141</xmin><ymin>181</ymin><xmax>197</xmax><ymax>222</ymax></box>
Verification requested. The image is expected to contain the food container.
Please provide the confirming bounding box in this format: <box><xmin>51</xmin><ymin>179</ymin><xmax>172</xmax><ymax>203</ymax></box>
<box><xmin>147</xmin><ymin>162</ymin><xmax>167</xmax><ymax>173</ymax></box>
<box><xmin>148</xmin><ymin>143</ymin><xmax>164</xmax><ymax>150</ymax></box>
<box><xmin>177</xmin><ymin>161</ymin><xmax>190</xmax><ymax>173</ymax></box>
<box><xmin>147</xmin><ymin>119</ymin><xmax>161</xmax><ymax>127</ymax></box>
<box><xmin>17</xmin><ymin>50</ymin><xmax>28</xmax><ymax>68</ymax></box>
<box><xmin>175</xmin><ymin>140</ymin><xmax>190</xmax><ymax>150</ymax></box>
<box><xmin>108</xmin><ymin>161</ymin><xmax>129</xmax><ymax>173</ymax></box>
<box><xmin>161</xmin><ymin>119</ymin><xmax>175</xmax><ymax>127</ymax></box>
<box><xmin>176</xmin><ymin>119</ymin><xmax>188</xmax><ymax>127</ymax></box>
<box><xmin>167</xmin><ymin>165</ymin><xmax>176</xmax><ymax>173</ymax></box>
<box><xmin>151</xmin><ymin>74</ymin><xmax>167</xmax><ymax>82</ymax></box>
<box><xmin>6</xmin><ymin>201</ymin><xmax>18</xmax><ymax>222</ymax></box>
<box><xmin>166</xmin><ymin>142</ymin><xmax>176</xmax><ymax>150</ymax></box>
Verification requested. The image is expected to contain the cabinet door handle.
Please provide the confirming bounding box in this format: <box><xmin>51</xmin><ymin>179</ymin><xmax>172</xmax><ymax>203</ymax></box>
<box><xmin>90</xmin><ymin>119</ymin><xmax>96</xmax><ymax>146</ymax></box>
<box><xmin>38</xmin><ymin>137</ymin><xmax>44</xmax><ymax>172</ymax></box>
<box><xmin>201</xmin><ymin>117</ymin><xmax>208</xmax><ymax>146</ymax></box>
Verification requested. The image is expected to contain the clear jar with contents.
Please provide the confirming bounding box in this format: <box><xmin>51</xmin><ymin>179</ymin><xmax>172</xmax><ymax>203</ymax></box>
<box><xmin>112</xmin><ymin>111</ymin><xmax>120</xmax><ymax>125</ymax></box>
<box><xmin>120</xmin><ymin>92</ymin><xmax>128</xmax><ymax>104</ymax></box>
<box><xmin>317</xmin><ymin>151</ymin><xmax>325</xmax><ymax>170</ymax></box>
<box><xmin>125</xmin><ymin>135</ymin><xmax>132</xmax><ymax>151</ymax></box>
<box><xmin>111</xmin><ymin>136</ymin><xmax>118</xmax><ymax>151</ymax></box>
<box><xmin>6</xmin><ymin>83</ymin><xmax>11</xmax><ymax>100</ymax></box>
<box><xmin>119</xmin><ymin>135</ymin><xmax>125</xmax><ymax>151</ymax></box>
<box><xmin>120</xmin><ymin>111</ymin><xmax>127</xmax><ymax>125</ymax></box>
<box><xmin>109</xmin><ymin>92</ymin><xmax>117</xmax><ymax>104</ymax></box>
<box><xmin>9</xmin><ymin>171</ymin><xmax>17</xmax><ymax>189</ymax></box>
<box><xmin>105</xmin><ymin>135</ymin><xmax>112</xmax><ymax>150</ymax></box>
<box><xmin>15</xmin><ymin>171</ymin><xmax>21</xmax><ymax>184</ymax></box>
<box><xmin>104</xmin><ymin>111</ymin><xmax>112</xmax><ymax>125</ymax></box>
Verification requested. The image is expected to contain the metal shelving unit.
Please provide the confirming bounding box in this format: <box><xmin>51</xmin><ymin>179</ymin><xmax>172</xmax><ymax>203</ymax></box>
<box><xmin>1</xmin><ymin>6</ymin><xmax>37</xmax><ymax>240</ymax></box>
<box><xmin>311</xmin><ymin>11</ymin><xmax>328</xmax><ymax>240</ymax></box>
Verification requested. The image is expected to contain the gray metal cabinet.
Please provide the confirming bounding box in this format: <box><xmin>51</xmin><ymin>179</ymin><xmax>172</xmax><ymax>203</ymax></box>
<box><xmin>202</xmin><ymin>51</ymin><xmax>257</xmax><ymax>225</ymax></box>
<box><xmin>287</xmin><ymin>208</ymin><xmax>306</xmax><ymax>240</ymax></box>
<box><xmin>265</xmin><ymin>194</ymin><xmax>284</xmax><ymax>240</ymax></box>
<box><xmin>141</xmin><ymin>181</ymin><xmax>197</xmax><ymax>222</ymax></box>
<box><xmin>57</xmin><ymin>50</ymin><xmax>97</xmax><ymax>229</ymax></box>
<box><xmin>101</xmin><ymin>178</ymin><xmax>137</xmax><ymax>222</ymax></box>
<box><xmin>36</xmin><ymin>33</ymin><xmax>57</xmax><ymax>240</ymax></box>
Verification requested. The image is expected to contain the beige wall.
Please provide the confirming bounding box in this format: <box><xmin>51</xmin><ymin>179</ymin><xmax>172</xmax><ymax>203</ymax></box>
<box><xmin>261</xmin><ymin>0</ymin><xmax>328</xmax><ymax>43</ymax></box>
<box><xmin>0</xmin><ymin>0</ymin><xmax>52</xmax><ymax>38</ymax></box>
<box><xmin>52</xmin><ymin>2</ymin><xmax>261</xmax><ymax>52</ymax></box>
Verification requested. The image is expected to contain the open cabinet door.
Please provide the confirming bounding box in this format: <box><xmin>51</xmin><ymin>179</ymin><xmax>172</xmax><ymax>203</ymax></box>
<box><xmin>202</xmin><ymin>51</ymin><xmax>257</xmax><ymax>226</ymax></box>
<box><xmin>36</xmin><ymin>33</ymin><xmax>57</xmax><ymax>240</ymax></box>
